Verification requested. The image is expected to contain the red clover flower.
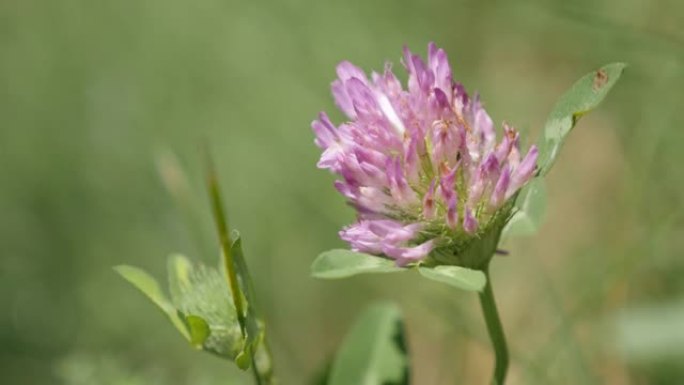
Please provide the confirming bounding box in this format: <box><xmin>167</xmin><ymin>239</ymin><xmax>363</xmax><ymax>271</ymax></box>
<box><xmin>312</xmin><ymin>43</ymin><xmax>538</xmax><ymax>266</ymax></box>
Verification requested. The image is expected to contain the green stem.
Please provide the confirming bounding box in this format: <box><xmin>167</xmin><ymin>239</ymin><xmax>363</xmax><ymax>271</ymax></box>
<box><xmin>205</xmin><ymin>152</ymin><xmax>265</xmax><ymax>385</ymax></box>
<box><xmin>250</xmin><ymin>353</ymin><xmax>263</xmax><ymax>385</ymax></box>
<box><xmin>206</xmin><ymin>159</ymin><xmax>247</xmax><ymax>332</ymax></box>
<box><xmin>478</xmin><ymin>265</ymin><xmax>509</xmax><ymax>385</ymax></box>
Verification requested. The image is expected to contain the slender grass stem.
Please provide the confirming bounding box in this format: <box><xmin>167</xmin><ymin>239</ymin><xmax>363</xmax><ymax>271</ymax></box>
<box><xmin>206</xmin><ymin>158</ymin><xmax>246</xmax><ymax>332</ymax></box>
<box><xmin>205</xmin><ymin>152</ymin><xmax>265</xmax><ymax>385</ymax></box>
<box><xmin>478</xmin><ymin>265</ymin><xmax>509</xmax><ymax>385</ymax></box>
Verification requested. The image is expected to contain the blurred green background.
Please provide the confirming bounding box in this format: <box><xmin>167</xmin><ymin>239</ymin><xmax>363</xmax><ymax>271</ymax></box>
<box><xmin>2</xmin><ymin>0</ymin><xmax>683</xmax><ymax>384</ymax></box>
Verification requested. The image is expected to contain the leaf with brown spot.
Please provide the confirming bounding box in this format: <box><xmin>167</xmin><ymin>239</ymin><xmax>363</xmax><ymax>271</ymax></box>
<box><xmin>593</xmin><ymin>69</ymin><xmax>609</xmax><ymax>91</ymax></box>
<box><xmin>537</xmin><ymin>62</ymin><xmax>626</xmax><ymax>176</ymax></box>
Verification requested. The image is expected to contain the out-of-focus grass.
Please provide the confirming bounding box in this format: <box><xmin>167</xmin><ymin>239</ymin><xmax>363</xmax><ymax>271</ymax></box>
<box><xmin>1</xmin><ymin>0</ymin><xmax>683</xmax><ymax>384</ymax></box>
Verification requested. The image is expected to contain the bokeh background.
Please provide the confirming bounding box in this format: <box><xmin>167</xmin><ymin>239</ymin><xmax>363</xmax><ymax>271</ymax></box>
<box><xmin>2</xmin><ymin>0</ymin><xmax>683</xmax><ymax>384</ymax></box>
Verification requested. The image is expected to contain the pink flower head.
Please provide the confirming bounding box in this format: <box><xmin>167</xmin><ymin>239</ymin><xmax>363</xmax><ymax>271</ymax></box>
<box><xmin>312</xmin><ymin>43</ymin><xmax>538</xmax><ymax>266</ymax></box>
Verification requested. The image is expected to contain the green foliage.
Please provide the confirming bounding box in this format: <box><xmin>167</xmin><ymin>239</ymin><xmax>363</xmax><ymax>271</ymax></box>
<box><xmin>417</xmin><ymin>266</ymin><xmax>486</xmax><ymax>292</ymax></box>
<box><xmin>115</xmin><ymin>256</ymin><xmax>247</xmax><ymax>363</ymax></box>
<box><xmin>184</xmin><ymin>315</ymin><xmax>211</xmax><ymax>348</ymax></box>
<box><xmin>4</xmin><ymin>0</ymin><xmax>677</xmax><ymax>382</ymax></box>
<box><xmin>506</xmin><ymin>63</ymin><xmax>625</xmax><ymax>240</ymax></box>
<box><xmin>537</xmin><ymin>63</ymin><xmax>627</xmax><ymax>176</ymax></box>
<box><xmin>502</xmin><ymin>178</ymin><xmax>547</xmax><ymax>238</ymax></box>
<box><xmin>168</xmin><ymin>254</ymin><xmax>193</xmax><ymax>297</ymax></box>
<box><xmin>229</xmin><ymin>235</ymin><xmax>273</xmax><ymax>379</ymax></box>
<box><xmin>166</xmin><ymin>255</ymin><xmax>243</xmax><ymax>359</ymax></box>
<box><xmin>311</xmin><ymin>249</ymin><xmax>404</xmax><ymax>278</ymax></box>
<box><xmin>312</xmin><ymin>249</ymin><xmax>486</xmax><ymax>293</ymax></box>
<box><xmin>327</xmin><ymin>303</ymin><xmax>409</xmax><ymax>385</ymax></box>
<box><xmin>205</xmin><ymin>155</ymin><xmax>274</xmax><ymax>381</ymax></box>
<box><xmin>116</xmin><ymin>242</ymin><xmax>274</xmax><ymax>382</ymax></box>
<box><xmin>113</xmin><ymin>265</ymin><xmax>190</xmax><ymax>340</ymax></box>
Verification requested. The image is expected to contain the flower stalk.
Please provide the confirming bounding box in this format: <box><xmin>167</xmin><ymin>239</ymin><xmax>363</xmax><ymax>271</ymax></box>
<box><xmin>478</xmin><ymin>265</ymin><xmax>509</xmax><ymax>385</ymax></box>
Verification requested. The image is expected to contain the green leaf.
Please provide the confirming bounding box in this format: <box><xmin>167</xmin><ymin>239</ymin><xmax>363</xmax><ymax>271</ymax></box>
<box><xmin>230</xmin><ymin>235</ymin><xmax>260</xmax><ymax>320</ymax></box>
<box><xmin>167</xmin><ymin>254</ymin><xmax>193</xmax><ymax>300</ymax></box>
<box><xmin>235</xmin><ymin>350</ymin><xmax>253</xmax><ymax>371</ymax></box>
<box><xmin>417</xmin><ymin>265</ymin><xmax>486</xmax><ymax>292</ymax></box>
<box><xmin>311</xmin><ymin>249</ymin><xmax>405</xmax><ymax>279</ymax></box>
<box><xmin>328</xmin><ymin>303</ymin><xmax>409</xmax><ymax>385</ymax></box>
<box><xmin>184</xmin><ymin>314</ymin><xmax>211</xmax><ymax>348</ymax></box>
<box><xmin>230</xmin><ymin>235</ymin><xmax>274</xmax><ymax>380</ymax></box>
<box><xmin>204</xmin><ymin>157</ymin><xmax>274</xmax><ymax>381</ymax></box>
<box><xmin>166</xmin><ymin>256</ymin><xmax>243</xmax><ymax>360</ymax></box>
<box><xmin>113</xmin><ymin>265</ymin><xmax>190</xmax><ymax>340</ymax></box>
<box><xmin>502</xmin><ymin>177</ymin><xmax>547</xmax><ymax>238</ymax></box>
<box><xmin>537</xmin><ymin>62</ymin><xmax>626</xmax><ymax>176</ymax></box>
